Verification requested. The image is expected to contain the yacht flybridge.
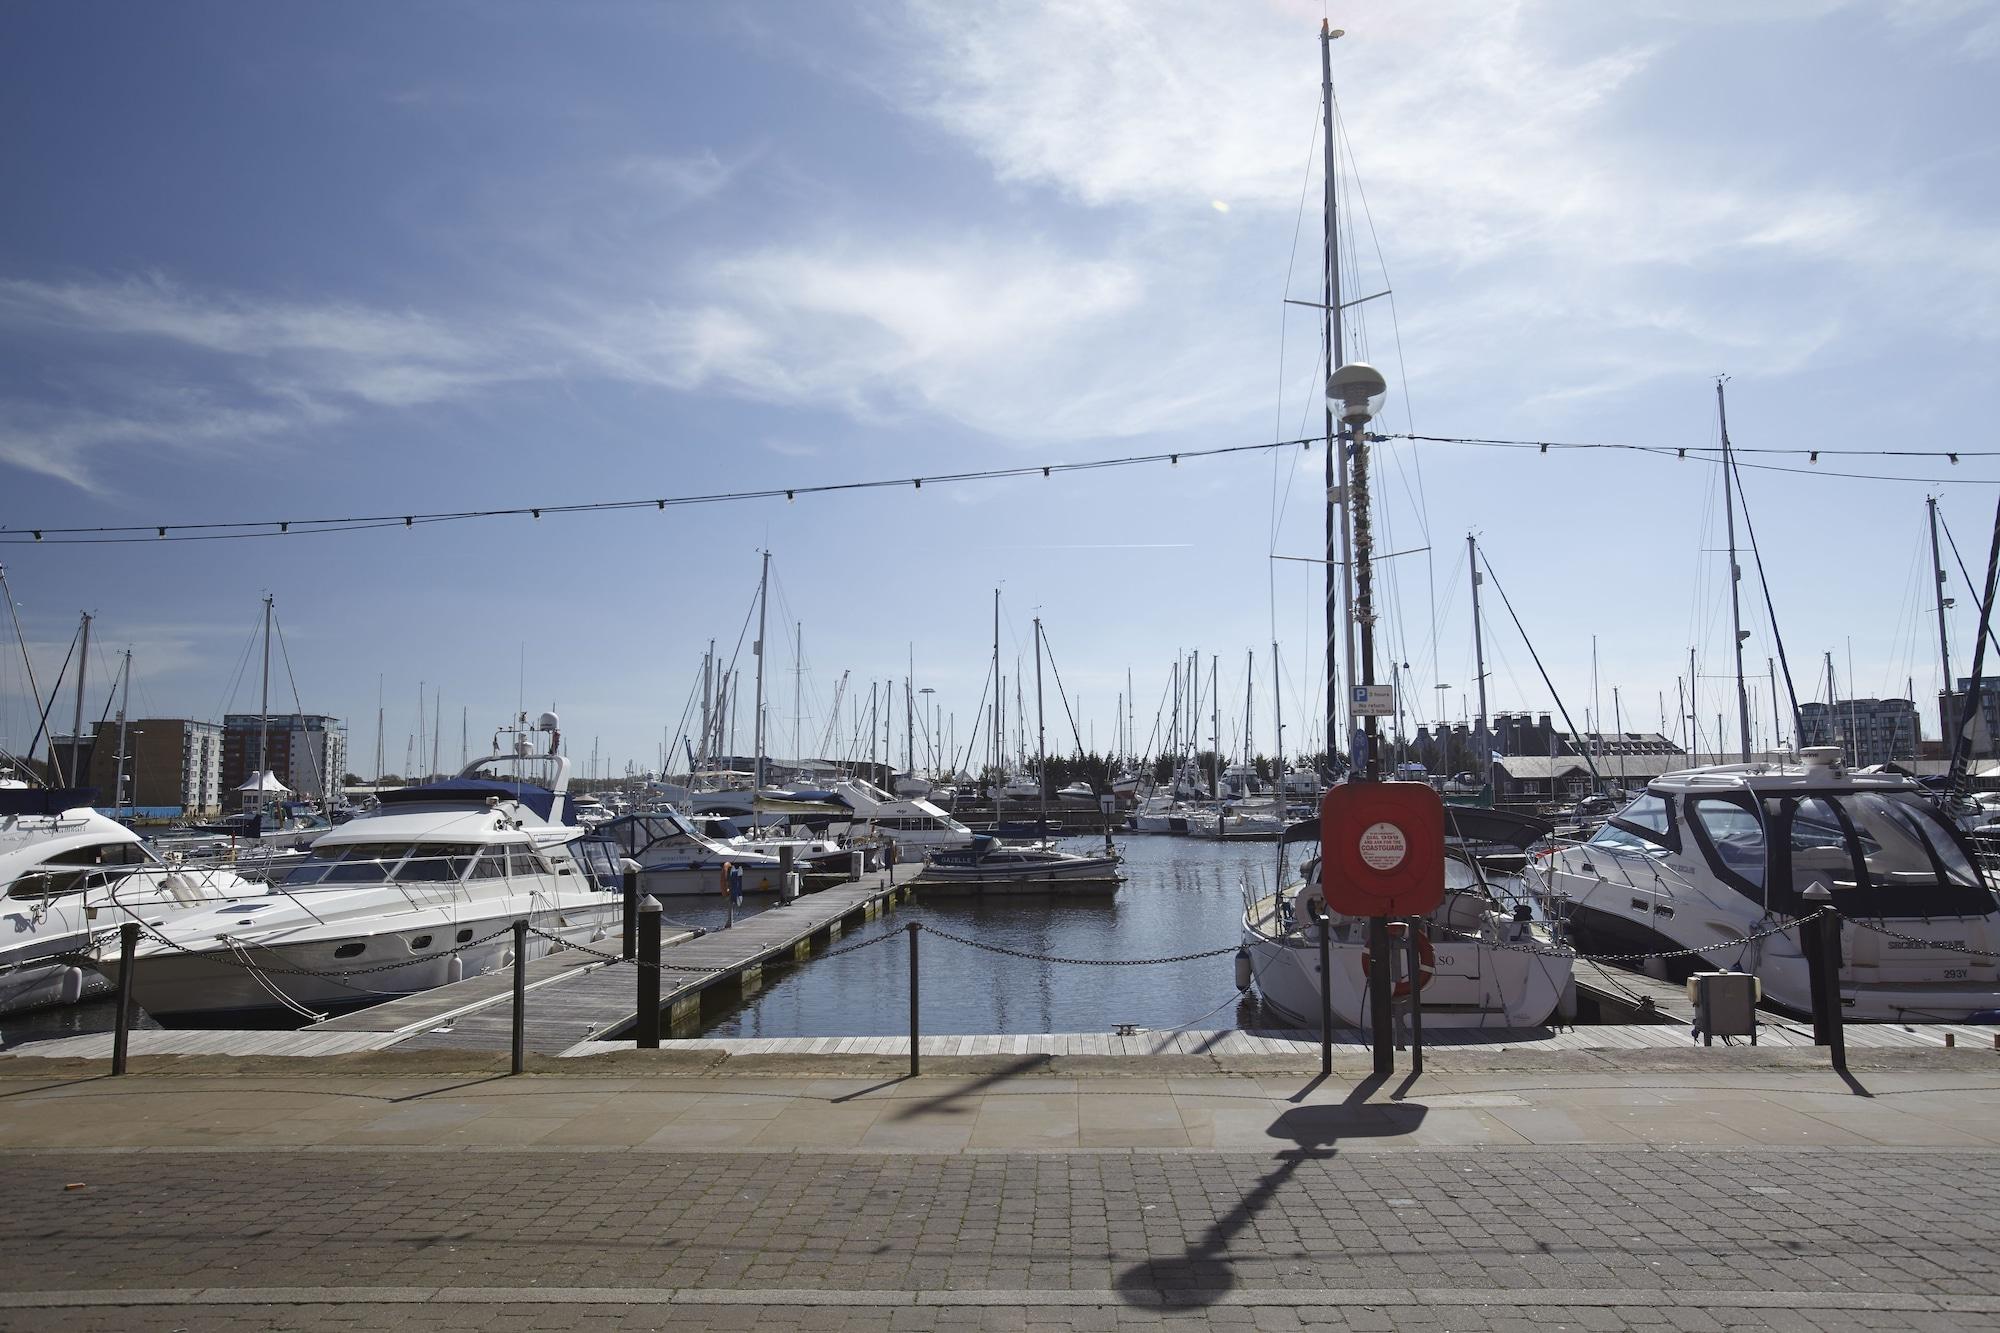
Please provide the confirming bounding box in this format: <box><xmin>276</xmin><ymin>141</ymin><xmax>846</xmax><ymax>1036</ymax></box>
<box><xmin>1530</xmin><ymin>747</ymin><xmax>2000</xmax><ymax>1022</ymax></box>
<box><xmin>101</xmin><ymin>713</ymin><xmax>624</xmax><ymax>1022</ymax></box>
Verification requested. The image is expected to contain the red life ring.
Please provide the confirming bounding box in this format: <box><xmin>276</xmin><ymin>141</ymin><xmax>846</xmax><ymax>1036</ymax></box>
<box><xmin>1360</xmin><ymin>921</ymin><xmax>1436</xmax><ymax>998</ymax></box>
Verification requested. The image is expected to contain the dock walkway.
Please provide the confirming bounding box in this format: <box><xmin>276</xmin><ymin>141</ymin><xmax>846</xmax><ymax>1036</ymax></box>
<box><xmin>377</xmin><ymin>870</ymin><xmax>913</xmax><ymax>1055</ymax></box>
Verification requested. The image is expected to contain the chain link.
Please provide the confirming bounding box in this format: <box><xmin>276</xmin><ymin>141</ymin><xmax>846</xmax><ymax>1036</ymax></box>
<box><xmin>1428</xmin><ymin>908</ymin><xmax>1834</xmax><ymax>963</ymax></box>
<box><xmin>914</xmin><ymin>922</ymin><xmax>1241</xmax><ymax>966</ymax></box>
<box><xmin>1845</xmin><ymin>917</ymin><xmax>2000</xmax><ymax>960</ymax></box>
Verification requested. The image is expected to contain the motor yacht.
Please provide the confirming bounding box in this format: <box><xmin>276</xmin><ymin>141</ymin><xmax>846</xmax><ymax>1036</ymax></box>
<box><xmin>821</xmin><ymin>777</ymin><xmax>975</xmax><ymax>859</ymax></box>
<box><xmin>916</xmin><ymin>834</ymin><xmax>1121</xmax><ymax>893</ymax></box>
<box><xmin>1242</xmin><ymin>804</ymin><xmax>1573</xmax><ymax>1029</ymax></box>
<box><xmin>595</xmin><ymin>809</ymin><xmax>784</xmax><ymax>897</ymax></box>
<box><xmin>1</xmin><ymin>785</ymin><xmax>264</xmax><ymax>1014</ymax></box>
<box><xmin>1529</xmin><ymin>748</ymin><xmax>2000</xmax><ymax>1022</ymax></box>
<box><xmin>100</xmin><ymin>715</ymin><xmax>623</xmax><ymax>1022</ymax></box>
<box><xmin>1186</xmin><ymin>800</ymin><xmax>1286</xmax><ymax>841</ymax></box>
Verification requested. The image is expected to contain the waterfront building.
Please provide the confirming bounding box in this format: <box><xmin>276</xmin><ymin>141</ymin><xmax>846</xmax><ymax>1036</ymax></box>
<box><xmin>62</xmin><ymin>719</ymin><xmax>226</xmax><ymax>816</ymax></box>
<box><xmin>220</xmin><ymin>714</ymin><xmax>346</xmax><ymax>802</ymax></box>
<box><xmin>1798</xmin><ymin>697</ymin><xmax>1921</xmax><ymax>768</ymax></box>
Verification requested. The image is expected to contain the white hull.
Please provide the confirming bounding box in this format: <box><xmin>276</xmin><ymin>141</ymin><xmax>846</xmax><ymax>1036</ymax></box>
<box><xmin>637</xmin><ymin>863</ymin><xmax>783</xmax><ymax>898</ymax></box>
<box><xmin>1243</xmin><ymin>870</ymin><xmax>1571</xmax><ymax>1030</ymax></box>
<box><xmin>107</xmin><ymin>901</ymin><xmax>620</xmax><ymax>1020</ymax></box>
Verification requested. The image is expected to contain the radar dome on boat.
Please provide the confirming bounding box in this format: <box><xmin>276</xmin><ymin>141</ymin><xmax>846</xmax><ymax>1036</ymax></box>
<box><xmin>537</xmin><ymin>711</ymin><xmax>560</xmax><ymax>732</ymax></box>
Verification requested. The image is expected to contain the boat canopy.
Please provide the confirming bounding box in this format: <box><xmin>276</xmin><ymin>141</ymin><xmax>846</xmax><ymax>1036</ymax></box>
<box><xmin>0</xmin><ymin>787</ymin><xmax>98</xmax><ymax>817</ymax></box>
<box><xmin>376</xmin><ymin>778</ymin><xmax>565</xmax><ymax>824</ymax></box>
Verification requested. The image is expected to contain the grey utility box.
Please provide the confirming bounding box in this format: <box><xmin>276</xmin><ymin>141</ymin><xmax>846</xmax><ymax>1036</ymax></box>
<box><xmin>1687</xmin><ymin>971</ymin><xmax>1761</xmax><ymax>1045</ymax></box>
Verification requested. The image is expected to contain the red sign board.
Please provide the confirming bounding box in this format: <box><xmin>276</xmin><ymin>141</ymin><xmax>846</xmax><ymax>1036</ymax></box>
<box><xmin>1318</xmin><ymin>782</ymin><xmax>1446</xmax><ymax>916</ymax></box>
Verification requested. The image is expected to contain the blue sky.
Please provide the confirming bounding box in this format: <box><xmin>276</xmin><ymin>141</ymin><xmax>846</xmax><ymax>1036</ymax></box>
<box><xmin>3</xmin><ymin>1</ymin><xmax>1998</xmax><ymax>779</ymax></box>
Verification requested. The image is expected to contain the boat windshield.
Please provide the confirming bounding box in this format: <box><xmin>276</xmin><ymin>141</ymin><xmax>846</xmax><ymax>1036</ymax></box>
<box><xmin>281</xmin><ymin>843</ymin><xmax>481</xmax><ymax>887</ymax></box>
<box><xmin>464</xmin><ymin>755</ymin><xmax>563</xmax><ymax>790</ymax></box>
<box><xmin>1688</xmin><ymin>789</ymin><xmax>1994</xmax><ymax>917</ymax></box>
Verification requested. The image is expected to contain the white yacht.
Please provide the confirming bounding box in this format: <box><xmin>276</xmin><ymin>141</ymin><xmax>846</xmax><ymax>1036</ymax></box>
<box><xmin>916</xmin><ymin>835</ymin><xmax>1121</xmax><ymax>893</ymax></box>
<box><xmin>823</xmin><ymin>777</ymin><xmax>975</xmax><ymax>859</ymax></box>
<box><xmin>1187</xmin><ymin>800</ymin><xmax>1286</xmax><ymax>841</ymax></box>
<box><xmin>1</xmin><ymin>786</ymin><xmax>265</xmax><ymax>1014</ymax></box>
<box><xmin>596</xmin><ymin>809</ymin><xmax>785</xmax><ymax>897</ymax></box>
<box><xmin>1242</xmin><ymin>805</ymin><xmax>1573</xmax><ymax>1030</ymax></box>
<box><xmin>101</xmin><ymin>718</ymin><xmax>624</xmax><ymax>1022</ymax></box>
<box><xmin>1530</xmin><ymin>748</ymin><xmax>2000</xmax><ymax>1022</ymax></box>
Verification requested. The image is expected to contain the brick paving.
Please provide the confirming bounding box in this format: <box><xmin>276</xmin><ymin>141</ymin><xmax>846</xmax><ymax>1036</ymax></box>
<box><xmin>4</xmin><ymin>1147</ymin><xmax>1999</xmax><ymax>1328</ymax></box>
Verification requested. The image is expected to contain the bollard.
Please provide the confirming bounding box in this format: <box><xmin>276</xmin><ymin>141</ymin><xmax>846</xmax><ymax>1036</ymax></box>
<box><xmin>636</xmin><ymin>898</ymin><xmax>662</xmax><ymax>1049</ymax></box>
<box><xmin>620</xmin><ymin>860</ymin><xmax>640</xmax><ymax>960</ymax></box>
<box><xmin>1946</xmin><ymin>1031</ymin><xmax>1956</xmax><ymax>1049</ymax></box>
<box><xmin>1405</xmin><ymin>914</ymin><xmax>1425</xmax><ymax>1076</ymax></box>
<box><xmin>907</xmin><ymin>920</ymin><xmax>921</xmax><ymax>1077</ymax></box>
<box><xmin>1316</xmin><ymin>907</ymin><xmax>1333</xmax><ymax>1078</ymax></box>
<box><xmin>111</xmin><ymin>921</ymin><xmax>138</xmax><ymax>1076</ymax></box>
<box><xmin>511</xmin><ymin>919</ymin><xmax>529</xmax><ymax>1075</ymax></box>
<box><xmin>1801</xmin><ymin>889</ymin><xmax>1832</xmax><ymax>1046</ymax></box>
<box><xmin>1821</xmin><ymin>905</ymin><xmax>1846</xmax><ymax>1075</ymax></box>
<box><xmin>778</xmin><ymin>845</ymin><xmax>796</xmax><ymax>903</ymax></box>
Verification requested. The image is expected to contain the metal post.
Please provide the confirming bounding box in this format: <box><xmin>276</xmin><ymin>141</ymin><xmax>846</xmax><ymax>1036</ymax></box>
<box><xmin>112</xmin><ymin>921</ymin><xmax>138</xmax><ymax>1076</ymax></box>
<box><xmin>621</xmin><ymin>862</ymin><xmax>639</xmax><ymax>960</ymax></box>
<box><xmin>510</xmin><ymin>919</ymin><xmax>528</xmax><ymax>1075</ymax></box>
<box><xmin>636</xmin><ymin>898</ymin><xmax>662</xmax><ymax>1049</ymax></box>
<box><xmin>1821</xmin><ymin>906</ymin><xmax>1847</xmax><ymax>1075</ymax></box>
<box><xmin>1801</xmin><ymin>887</ymin><xmax>1831</xmax><ymax>1045</ymax></box>
<box><xmin>1316</xmin><ymin>908</ymin><xmax>1333</xmax><ymax>1077</ymax></box>
<box><xmin>778</xmin><ymin>844</ymin><xmax>795</xmax><ymax>902</ymax></box>
<box><xmin>1368</xmin><ymin>915</ymin><xmax>1393</xmax><ymax>1076</ymax></box>
<box><xmin>906</xmin><ymin>921</ymin><xmax>921</xmax><ymax>1077</ymax></box>
<box><xmin>1405</xmin><ymin>916</ymin><xmax>1424</xmax><ymax>1075</ymax></box>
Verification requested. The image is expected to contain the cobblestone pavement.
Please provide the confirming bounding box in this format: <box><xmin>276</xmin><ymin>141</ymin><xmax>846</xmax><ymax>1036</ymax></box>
<box><xmin>4</xmin><ymin>1147</ymin><xmax>1998</xmax><ymax>1329</ymax></box>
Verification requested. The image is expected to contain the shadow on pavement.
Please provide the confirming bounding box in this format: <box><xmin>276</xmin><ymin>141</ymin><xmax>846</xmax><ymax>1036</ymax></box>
<box><xmin>1114</xmin><ymin>1071</ymin><xmax>1423</xmax><ymax>1308</ymax></box>
<box><xmin>883</xmin><ymin>1056</ymin><xmax>1053</xmax><ymax>1120</ymax></box>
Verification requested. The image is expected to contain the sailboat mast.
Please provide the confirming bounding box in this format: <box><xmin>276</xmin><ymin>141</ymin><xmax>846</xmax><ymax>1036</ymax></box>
<box><xmin>752</xmin><ymin>550</ymin><xmax>770</xmax><ymax>789</ymax></box>
<box><xmin>113</xmin><ymin>647</ymin><xmax>132</xmax><ymax>815</ymax></box>
<box><xmin>794</xmin><ymin>623</ymin><xmax>803</xmax><ymax>767</ymax></box>
<box><xmin>1033</xmin><ymin>617</ymin><xmax>1049</xmax><ymax>838</ymax></box>
<box><xmin>1244</xmin><ymin>649</ymin><xmax>1255</xmax><ymax>772</ymax></box>
<box><xmin>992</xmin><ymin>590</ymin><xmax>1002</xmax><ymax>778</ymax></box>
<box><xmin>1469</xmin><ymin>533</ymin><xmax>1489</xmax><ymax>735</ymax></box>
<box><xmin>1211</xmin><ymin>657</ymin><xmax>1221</xmax><ymax>799</ymax></box>
<box><xmin>1718</xmin><ymin>379</ymin><xmax>1752</xmax><ymax>761</ymax></box>
<box><xmin>256</xmin><ymin>595</ymin><xmax>271</xmax><ymax>801</ymax></box>
<box><xmin>1320</xmin><ymin>20</ymin><xmax>1356</xmax><ymax>771</ymax></box>
<box><xmin>68</xmin><ymin>611</ymin><xmax>92</xmax><ymax>790</ymax></box>
<box><xmin>1271</xmin><ymin>641</ymin><xmax>1284</xmax><ymax>775</ymax></box>
<box><xmin>905</xmin><ymin>644</ymin><xmax>915</xmax><ymax>774</ymax></box>
<box><xmin>1929</xmin><ymin>495</ymin><xmax>1955</xmax><ymax>729</ymax></box>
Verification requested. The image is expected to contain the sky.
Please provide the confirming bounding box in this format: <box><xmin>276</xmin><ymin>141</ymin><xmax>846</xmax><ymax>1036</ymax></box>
<box><xmin>2</xmin><ymin>0</ymin><xmax>1998</xmax><ymax>781</ymax></box>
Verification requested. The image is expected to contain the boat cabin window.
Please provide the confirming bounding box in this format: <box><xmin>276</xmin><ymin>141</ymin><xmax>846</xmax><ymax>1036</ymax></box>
<box><xmin>506</xmin><ymin>846</ymin><xmax>553</xmax><ymax>877</ymax></box>
<box><xmin>466</xmin><ymin>849</ymin><xmax>511</xmax><ymax>880</ymax></box>
<box><xmin>1593</xmin><ymin>793</ymin><xmax>1676</xmax><ymax>853</ymax></box>
<box><xmin>396</xmin><ymin>845</ymin><xmax>480</xmax><ymax>882</ymax></box>
<box><xmin>1686</xmin><ymin>797</ymin><xmax>1767</xmax><ymax>897</ymax></box>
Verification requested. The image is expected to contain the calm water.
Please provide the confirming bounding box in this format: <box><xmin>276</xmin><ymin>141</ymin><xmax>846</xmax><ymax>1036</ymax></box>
<box><xmin>0</xmin><ymin>836</ymin><xmax>1301</xmax><ymax>1044</ymax></box>
<box><xmin>702</xmin><ymin>834</ymin><xmax>1294</xmax><ymax>1038</ymax></box>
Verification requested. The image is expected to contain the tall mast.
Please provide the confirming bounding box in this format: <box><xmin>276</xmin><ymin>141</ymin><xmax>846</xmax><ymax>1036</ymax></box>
<box><xmin>374</xmin><ymin>676</ymin><xmax>383</xmax><ymax>782</ymax></box>
<box><xmin>113</xmin><ymin>648</ymin><xmax>132</xmax><ymax>815</ymax></box>
<box><xmin>1320</xmin><ymin>20</ymin><xmax>1356</xmax><ymax>773</ymax></box>
<box><xmin>1271</xmin><ymin>641</ymin><xmax>1284</xmax><ymax>776</ymax></box>
<box><xmin>905</xmin><ymin>644</ymin><xmax>915</xmax><ymax>773</ymax></box>
<box><xmin>794</xmin><ymin>623</ymin><xmax>803</xmax><ymax>766</ymax></box>
<box><xmin>752</xmin><ymin>550</ymin><xmax>770</xmax><ymax>789</ymax></box>
<box><xmin>1033</xmin><ymin>617</ymin><xmax>1049</xmax><ymax>840</ymax></box>
<box><xmin>1244</xmin><ymin>649</ymin><xmax>1255</xmax><ymax>771</ymax></box>
<box><xmin>1928</xmin><ymin>495</ymin><xmax>1955</xmax><ymax>734</ymax></box>
<box><xmin>1211</xmin><ymin>657</ymin><xmax>1221</xmax><ymax>799</ymax></box>
<box><xmin>1468</xmin><ymin>533</ymin><xmax>1489</xmax><ymax>736</ymax></box>
<box><xmin>68</xmin><ymin>611</ymin><xmax>92</xmax><ymax>790</ymax></box>
<box><xmin>1718</xmin><ymin>379</ymin><xmax>1752</xmax><ymax>761</ymax></box>
<box><xmin>1192</xmin><ymin>649</ymin><xmax>1202</xmax><ymax>786</ymax></box>
<box><xmin>256</xmin><ymin>596</ymin><xmax>271</xmax><ymax>801</ymax></box>
<box><xmin>992</xmin><ymin>590</ymin><xmax>1002</xmax><ymax>777</ymax></box>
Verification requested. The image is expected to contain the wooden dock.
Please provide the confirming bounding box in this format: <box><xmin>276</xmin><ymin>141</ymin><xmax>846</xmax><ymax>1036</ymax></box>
<box><xmin>376</xmin><ymin>870</ymin><xmax>915</xmax><ymax>1055</ymax></box>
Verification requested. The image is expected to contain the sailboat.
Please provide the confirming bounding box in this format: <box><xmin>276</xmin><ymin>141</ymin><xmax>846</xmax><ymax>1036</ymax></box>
<box><xmin>918</xmin><ymin>616</ymin><xmax>1119</xmax><ymax>892</ymax></box>
<box><xmin>1239</xmin><ymin>24</ymin><xmax>1574</xmax><ymax>1029</ymax></box>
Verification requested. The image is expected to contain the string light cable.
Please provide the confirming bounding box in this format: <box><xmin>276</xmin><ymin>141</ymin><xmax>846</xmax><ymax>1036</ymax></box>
<box><xmin>4</xmin><ymin>431</ymin><xmax>1994</xmax><ymax>546</ymax></box>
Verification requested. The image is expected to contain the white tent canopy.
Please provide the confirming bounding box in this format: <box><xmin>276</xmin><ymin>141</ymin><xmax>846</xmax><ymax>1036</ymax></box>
<box><xmin>235</xmin><ymin>770</ymin><xmax>291</xmax><ymax>795</ymax></box>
